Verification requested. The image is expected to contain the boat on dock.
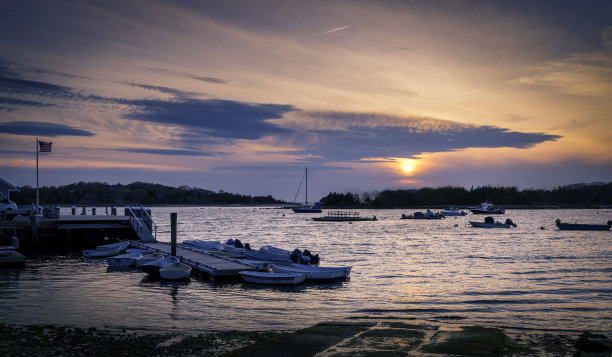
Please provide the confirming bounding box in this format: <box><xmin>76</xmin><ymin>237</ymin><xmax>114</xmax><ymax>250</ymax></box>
<box><xmin>239</xmin><ymin>271</ymin><xmax>306</xmax><ymax>285</ymax></box>
<box><xmin>312</xmin><ymin>211</ymin><xmax>377</xmax><ymax>222</ymax></box>
<box><xmin>82</xmin><ymin>242</ymin><xmax>129</xmax><ymax>258</ymax></box>
<box><xmin>469</xmin><ymin>201</ymin><xmax>505</xmax><ymax>214</ymax></box>
<box><xmin>555</xmin><ymin>219</ymin><xmax>612</xmax><ymax>231</ymax></box>
<box><xmin>401</xmin><ymin>210</ymin><xmax>444</xmax><ymax>219</ymax></box>
<box><xmin>159</xmin><ymin>262</ymin><xmax>192</xmax><ymax>280</ymax></box>
<box><xmin>469</xmin><ymin>217</ymin><xmax>517</xmax><ymax>228</ymax></box>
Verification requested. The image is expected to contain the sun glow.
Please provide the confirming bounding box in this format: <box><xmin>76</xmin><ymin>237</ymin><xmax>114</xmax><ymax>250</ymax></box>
<box><xmin>399</xmin><ymin>158</ymin><xmax>417</xmax><ymax>174</ymax></box>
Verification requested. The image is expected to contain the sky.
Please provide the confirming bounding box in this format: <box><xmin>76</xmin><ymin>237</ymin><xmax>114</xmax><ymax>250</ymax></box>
<box><xmin>1</xmin><ymin>0</ymin><xmax>611</xmax><ymax>202</ymax></box>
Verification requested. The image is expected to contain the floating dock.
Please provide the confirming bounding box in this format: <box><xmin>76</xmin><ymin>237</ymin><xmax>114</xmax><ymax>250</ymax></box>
<box><xmin>130</xmin><ymin>241</ymin><xmax>256</xmax><ymax>279</ymax></box>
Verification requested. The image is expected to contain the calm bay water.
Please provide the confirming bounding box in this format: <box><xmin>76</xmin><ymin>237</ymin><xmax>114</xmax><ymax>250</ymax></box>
<box><xmin>1</xmin><ymin>207</ymin><xmax>611</xmax><ymax>334</ymax></box>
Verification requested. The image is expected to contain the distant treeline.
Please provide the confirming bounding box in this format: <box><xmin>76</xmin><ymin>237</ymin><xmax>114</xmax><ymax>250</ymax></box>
<box><xmin>11</xmin><ymin>181</ymin><xmax>284</xmax><ymax>206</ymax></box>
<box><xmin>320</xmin><ymin>182</ymin><xmax>612</xmax><ymax>207</ymax></box>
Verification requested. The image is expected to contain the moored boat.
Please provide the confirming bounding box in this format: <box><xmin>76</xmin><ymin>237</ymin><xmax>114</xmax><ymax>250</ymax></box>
<box><xmin>0</xmin><ymin>250</ymin><xmax>26</xmax><ymax>267</ymax></box>
<box><xmin>106</xmin><ymin>252</ymin><xmax>142</xmax><ymax>267</ymax></box>
<box><xmin>555</xmin><ymin>219</ymin><xmax>612</xmax><ymax>231</ymax></box>
<box><xmin>159</xmin><ymin>262</ymin><xmax>192</xmax><ymax>280</ymax></box>
<box><xmin>239</xmin><ymin>271</ymin><xmax>306</xmax><ymax>285</ymax></box>
<box><xmin>469</xmin><ymin>201</ymin><xmax>505</xmax><ymax>214</ymax></box>
<box><xmin>272</xmin><ymin>264</ymin><xmax>349</xmax><ymax>281</ymax></box>
<box><xmin>441</xmin><ymin>207</ymin><xmax>467</xmax><ymax>216</ymax></box>
<box><xmin>82</xmin><ymin>242</ymin><xmax>129</xmax><ymax>258</ymax></box>
<box><xmin>401</xmin><ymin>210</ymin><xmax>444</xmax><ymax>219</ymax></box>
<box><xmin>244</xmin><ymin>249</ymin><xmax>291</xmax><ymax>265</ymax></box>
<box><xmin>469</xmin><ymin>216</ymin><xmax>517</xmax><ymax>228</ymax></box>
<box><xmin>138</xmin><ymin>256</ymin><xmax>179</xmax><ymax>277</ymax></box>
<box><xmin>312</xmin><ymin>211</ymin><xmax>377</xmax><ymax>222</ymax></box>
<box><xmin>136</xmin><ymin>253</ymin><xmax>166</xmax><ymax>266</ymax></box>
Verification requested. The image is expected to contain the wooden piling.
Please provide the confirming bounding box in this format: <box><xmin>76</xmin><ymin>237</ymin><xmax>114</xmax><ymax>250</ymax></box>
<box><xmin>170</xmin><ymin>212</ymin><xmax>177</xmax><ymax>256</ymax></box>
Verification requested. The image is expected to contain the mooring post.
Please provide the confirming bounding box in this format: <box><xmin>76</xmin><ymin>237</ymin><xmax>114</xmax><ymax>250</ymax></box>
<box><xmin>170</xmin><ymin>212</ymin><xmax>177</xmax><ymax>256</ymax></box>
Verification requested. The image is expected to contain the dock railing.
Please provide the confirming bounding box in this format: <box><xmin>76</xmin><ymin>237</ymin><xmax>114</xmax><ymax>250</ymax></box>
<box><xmin>126</xmin><ymin>206</ymin><xmax>156</xmax><ymax>242</ymax></box>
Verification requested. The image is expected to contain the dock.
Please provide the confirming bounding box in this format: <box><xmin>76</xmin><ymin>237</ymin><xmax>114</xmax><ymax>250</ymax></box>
<box><xmin>130</xmin><ymin>241</ymin><xmax>256</xmax><ymax>278</ymax></box>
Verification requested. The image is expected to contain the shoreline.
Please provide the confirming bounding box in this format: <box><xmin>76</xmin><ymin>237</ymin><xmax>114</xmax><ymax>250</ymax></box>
<box><xmin>2</xmin><ymin>319</ymin><xmax>610</xmax><ymax>356</ymax></box>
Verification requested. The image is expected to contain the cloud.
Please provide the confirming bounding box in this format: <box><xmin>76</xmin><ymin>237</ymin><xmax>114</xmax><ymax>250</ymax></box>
<box><xmin>0</xmin><ymin>121</ymin><xmax>95</xmax><ymax>137</ymax></box>
<box><xmin>0</xmin><ymin>97</ymin><xmax>53</xmax><ymax>110</ymax></box>
<box><xmin>122</xmin><ymin>82</ymin><xmax>196</xmax><ymax>98</ymax></box>
<box><xmin>149</xmin><ymin>68</ymin><xmax>227</xmax><ymax>84</ymax></box>
<box><xmin>112</xmin><ymin>148</ymin><xmax>214</xmax><ymax>156</ymax></box>
<box><xmin>123</xmin><ymin>98</ymin><xmax>295</xmax><ymax>140</ymax></box>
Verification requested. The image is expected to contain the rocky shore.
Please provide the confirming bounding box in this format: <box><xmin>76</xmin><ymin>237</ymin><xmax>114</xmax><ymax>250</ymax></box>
<box><xmin>2</xmin><ymin>320</ymin><xmax>610</xmax><ymax>356</ymax></box>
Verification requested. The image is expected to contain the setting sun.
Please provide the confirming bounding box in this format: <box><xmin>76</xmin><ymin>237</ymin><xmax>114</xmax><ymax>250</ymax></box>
<box><xmin>399</xmin><ymin>159</ymin><xmax>417</xmax><ymax>175</ymax></box>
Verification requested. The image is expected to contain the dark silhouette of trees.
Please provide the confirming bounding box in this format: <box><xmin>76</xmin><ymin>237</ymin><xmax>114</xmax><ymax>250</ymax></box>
<box><xmin>11</xmin><ymin>181</ymin><xmax>284</xmax><ymax>206</ymax></box>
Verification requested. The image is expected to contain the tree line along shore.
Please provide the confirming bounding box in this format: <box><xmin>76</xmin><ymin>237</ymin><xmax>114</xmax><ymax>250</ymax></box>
<box><xmin>9</xmin><ymin>181</ymin><xmax>612</xmax><ymax>208</ymax></box>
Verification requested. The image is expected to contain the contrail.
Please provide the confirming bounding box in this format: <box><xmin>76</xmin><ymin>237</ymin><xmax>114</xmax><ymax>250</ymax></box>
<box><xmin>310</xmin><ymin>25</ymin><xmax>351</xmax><ymax>37</ymax></box>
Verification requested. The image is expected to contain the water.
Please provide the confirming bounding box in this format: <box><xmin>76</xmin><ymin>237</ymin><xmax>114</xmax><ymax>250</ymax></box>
<box><xmin>1</xmin><ymin>207</ymin><xmax>611</xmax><ymax>334</ymax></box>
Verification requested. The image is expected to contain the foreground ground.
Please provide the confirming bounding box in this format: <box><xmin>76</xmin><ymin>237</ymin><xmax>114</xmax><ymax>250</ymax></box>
<box><xmin>1</xmin><ymin>319</ymin><xmax>610</xmax><ymax>356</ymax></box>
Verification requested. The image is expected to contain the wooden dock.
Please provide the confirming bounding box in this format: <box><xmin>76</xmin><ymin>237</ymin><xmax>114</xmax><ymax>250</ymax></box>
<box><xmin>130</xmin><ymin>241</ymin><xmax>256</xmax><ymax>278</ymax></box>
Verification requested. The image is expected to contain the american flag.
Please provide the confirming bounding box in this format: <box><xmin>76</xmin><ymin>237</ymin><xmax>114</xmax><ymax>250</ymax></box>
<box><xmin>39</xmin><ymin>141</ymin><xmax>52</xmax><ymax>152</ymax></box>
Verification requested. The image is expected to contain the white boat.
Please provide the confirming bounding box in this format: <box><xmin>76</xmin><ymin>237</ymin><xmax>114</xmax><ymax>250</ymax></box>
<box><xmin>82</xmin><ymin>241</ymin><xmax>129</xmax><ymax>258</ymax></box>
<box><xmin>469</xmin><ymin>201</ymin><xmax>505</xmax><ymax>214</ymax></box>
<box><xmin>272</xmin><ymin>264</ymin><xmax>349</xmax><ymax>281</ymax></box>
<box><xmin>136</xmin><ymin>253</ymin><xmax>166</xmax><ymax>266</ymax></box>
<box><xmin>159</xmin><ymin>262</ymin><xmax>192</xmax><ymax>280</ymax></box>
<box><xmin>291</xmin><ymin>167</ymin><xmax>323</xmax><ymax>213</ymax></box>
<box><xmin>289</xmin><ymin>263</ymin><xmax>351</xmax><ymax>278</ymax></box>
<box><xmin>239</xmin><ymin>271</ymin><xmax>306</xmax><ymax>285</ymax></box>
<box><xmin>235</xmin><ymin>259</ymin><xmax>273</xmax><ymax>270</ymax></box>
<box><xmin>244</xmin><ymin>249</ymin><xmax>291</xmax><ymax>265</ymax></box>
<box><xmin>441</xmin><ymin>207</ymin><xmax>467</xmax><ymax>216</ymax></box>
<box><xmin>139</xmin><ymin>256</ymin><xmax>179</xmax><ymax>276</ymax></box>
<box><xmin>106</xmin><ymin>252</ymin><xmax>142</xmax><ymax>267</ymax></box>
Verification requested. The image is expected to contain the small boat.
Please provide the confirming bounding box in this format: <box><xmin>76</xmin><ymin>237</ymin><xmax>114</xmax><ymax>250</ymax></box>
<box><xmin>0</xmin><ymin>250</ymin><xmax>26</xmax><ymax>267</ymax></box>
<box><xmin>312</xmin><ymin>211</ymin><xmax>377</xmax><ymax>222</ymax></box>
<box><xmin>555</xmin><ymin>219</ymin><xmax>612</xmax><ymax>231</ymax></box>
<box><xmin>401</xmin><ymin>210</ymin><xmax>444</xmax><ymax>219</ymax></box>
<box><xmin>82</xmin><ymin>242</ymin><xmax>129</xmax><ymax>258</ymax></box>
<box><xmin>106</xmin><ymin>252</ymin><xmax>142</xmax><ymax>267</ymax></box>
<box><xmin>244</xmin><ymin>249</ymin><xmax>291</xmax><ymax>265</ymax></box>
<box><xmin>272</xmin><ymin>264</ymin><xmax>350</xmax><ymax>281</ymax></box>
<box><xmin>291</xmin><ymin>167</ymin><xmax>322</xmax><ymax>213</ymax></box>
<box><xmin>159</xmin><ymin>262</ymin><xmax>192</xmax><ymax>280</ymax></box>
<box><xmin>136</xmin><ymin>253</ymin><xmax>166</xmax><ymax>266</ymax></box>
<box><xmin>469</xmin><ymin>201</ymin><xmax>505</xmax><ymax>214</ymax></box>
<box><xmin>239</xmin><ymin>271</ymin><xmax>306</xmax><ymax>285</ymax></box>
<box><xmin>138</xmin><ymin>256</ymin><xmax>179</xmax><ymax>277</ymax></box>
<box><xmin>235</xmin><ymin>259</ymin><xmax>274</xmax><ymax>270</ymax></box>
<box><xmin>469</xmin><ymin>217</ymin><xmax>517</xmax><ymax>228</ymax></box>
<box><xmin>441</xmin><ymin>207</ymin><xmax>467</xmax><ymax>216</ymax></box>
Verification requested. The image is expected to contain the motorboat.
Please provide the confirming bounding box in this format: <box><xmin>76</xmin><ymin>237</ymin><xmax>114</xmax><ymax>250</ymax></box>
<box><xmin>272</xmin><ymin>264</ymin><xmax>349</xmax><ymax>281</ymax></box>
<box><xmin>312</xmin><ymin>211</ymin><xmax>377</xmax><ymax>222</ymax></box>
<box><xmin>401</xmin><ymin>210</ymin><xmax>444</xmax><ymax>219</ymax></box>
<box><xmin>138</xmin><ymin>256</ymin><xmax>179</xmax><ymax>277</ymax></box>
<box><xmin>469</xmin><ymin>201</ymin><xmax>505</xmax><ymax>214</ymax></box>
<box><xmin>244</xmin><ymin>249</ymin><xmax>291</xmax><ymax>265</ymax></box>
<box><xmin>239</xmin><ymin>271</ymin><xmax>306</xmax><ymax>285</ymax></box>
<box><xmin>441</xmin><ymin>207</ymin><xmax>467</xmax><ymax>216</ymax></box>
<box><xmin>159</xmin><ymin>262</ymin><xmax>192</xmax><ymax>280</ymax></box>
<box><xmin>82</xmin><ymin>242</ymin><xmax>129</xmax><ymax>258</ymax></box>
<box><xmin>469</xmin><ymin>216</ymin><xmax>517</xmax><ymax>228</ymax></box>
<box><xmin>136</xmin><ymin>253</ymin><xmax>166</xmax><ymax>266</ymax></box>
<box><xmin>555</xmin><ymin>219</ymin><xmax>612</xmax><ymax>231</ymax></box>
<box><xmin>106</xmin><ymin>252</ymin><xmax>143</xmax><ymax>267</ymax></box>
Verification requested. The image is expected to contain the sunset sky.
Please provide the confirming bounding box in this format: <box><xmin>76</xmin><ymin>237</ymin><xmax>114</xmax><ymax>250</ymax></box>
<box><xmin>1</xmin><ymin>0</ymin><xmax>611</xmax><ymax>202</ymax></box>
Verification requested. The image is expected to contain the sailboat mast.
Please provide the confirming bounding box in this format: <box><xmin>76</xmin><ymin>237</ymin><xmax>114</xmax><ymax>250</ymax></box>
<box><xmin>305</xmin><ymin>167</ymin><xmax>308</xmax><ymax>205</ymax></box>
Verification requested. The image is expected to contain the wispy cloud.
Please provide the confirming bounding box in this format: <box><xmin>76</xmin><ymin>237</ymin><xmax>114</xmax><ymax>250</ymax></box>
<box><xmin>0</xmin><ymin>121</ymin><xmax>95</xmax><ymax>137</ymax></box>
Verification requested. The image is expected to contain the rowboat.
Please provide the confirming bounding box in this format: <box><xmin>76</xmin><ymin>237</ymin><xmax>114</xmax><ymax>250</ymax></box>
<box><xmin>312</xmin><ymin>211</ymin><xmax>377</xmax><ymax>222</ymax></box>
<box><xmin>138</xmin><ymin>256</ymin><xmax>179</xmax><ymax>277</ymax></box>
<box><xmin>159</xmin><ymin>262</ymin><xmax>192</xmax><ymax>280</ymax></box>
<box><xmin>239</xmin><ymin>271</ymin><xmax>306</xmax><ymax>285</ymax></box>
<box><xmin>289</xmin><ymin>263</ymin><xmax>352</xmax><ymax>278</ymax></box>
<box><xmin>82</xmin><ymin>242</ymin><xmax>129</xmax><ymax>258</ymax></box>
<box><xmin>106</xmin><ymin>252</ymin><xmax>142</xmax><ymax>267</ymax></box>
<box><xmin>271</xmin><ymin>264</ymin><xmax>349</xmax><ymax>281</ymax></box>
<box><xmin>136</xmin><ymin>253</ymin><xmax>166</xmax><ymax>266</ymax></box>
<box><xmin>555</xmin><ymin>219</ymin><xmax>612</xmax><ymax>231</ymax></box>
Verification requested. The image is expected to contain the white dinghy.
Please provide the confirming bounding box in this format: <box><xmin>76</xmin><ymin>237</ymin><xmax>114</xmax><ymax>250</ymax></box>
<box><xmin>139</xmin><ymin>256</ymin><xmax>179</xmax><ymax>277</ymax></box>
<box><xmin>106</xmin><ymin>252</ymin><xmax>142</xmax><ymax>267</ymax></box>
<box><xmin>239</xmin><ymin>271</ymin><xmax>305</xmax><ymax>285</ymax></box>
<box><xmin>82</xmin><ymin>242</ymin><xmax>129</xmax><ymax>258</ymax></box>
<box><xmin>272</xmin><ymin>264</ymin><xmax>350</xmax><ymax>281</ymax></box>
<box><xmin>159</xmin><ymin>262</ymin><xmax>192</xmax><ymax>280</ymax></box>
<box><xmin>136</xmin><ymin>253</ymin><xmax>166</xmax><ymax>266</ymax></box>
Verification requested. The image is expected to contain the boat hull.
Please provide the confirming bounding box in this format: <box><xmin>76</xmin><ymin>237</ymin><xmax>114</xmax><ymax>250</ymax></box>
<box><xmin>469</xmin><ymin>221</ymin><xmax>512</xmax><ymax>228</ymax></box>
<box><xmin>272</xmin><ymin>264</ymin><xmax>347</xmax><ymax>281</ymax></box>
<box><xmin>239</xmin><ymin>271</ymin><xmax>306</xmax><ymax>285</ymax></box>
<box><xmin>106</xmin><ymin>252</ymin><xmax>142</xmax><ymax>267</ymax></box>
<box><xmin>470</xmin><ymin>209</ymin><xmax>505</xmax><ymax>214</ymax></box>
<box><xmin>292</xmin><ymin>208</ymin><xmax>322</xmax><ymax>213</ymax></box>
<box><xmin>159</xmin><ymin>262</ymin><xmax>192</xmax><ymax>280</ymax></box>
<box><xmin>556</xmin><ymin>223</ymin><xmax>611</xmax><ymax>231</ymax></box>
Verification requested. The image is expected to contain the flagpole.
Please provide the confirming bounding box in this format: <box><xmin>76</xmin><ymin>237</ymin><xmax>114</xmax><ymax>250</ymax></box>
<box><xmin>36</xmin><ymin>137</ymin><xmax>39</xmax><ymax>214</ymax></box>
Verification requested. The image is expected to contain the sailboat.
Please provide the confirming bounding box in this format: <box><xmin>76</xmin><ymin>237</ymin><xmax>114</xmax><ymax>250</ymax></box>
<box><xmin>292</xmin><ymin>168</ymin><xmax>323</xmax><ymax>213</ymax></box>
